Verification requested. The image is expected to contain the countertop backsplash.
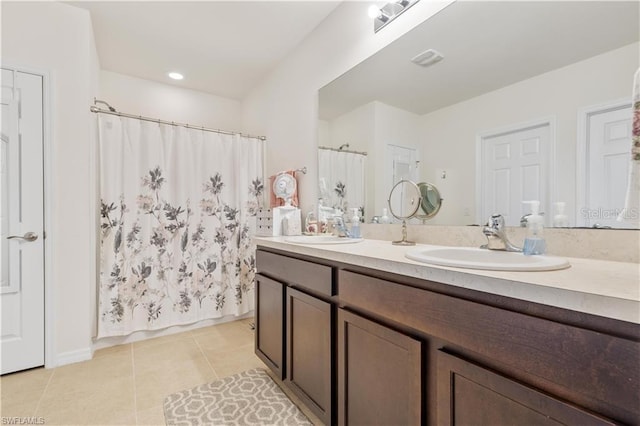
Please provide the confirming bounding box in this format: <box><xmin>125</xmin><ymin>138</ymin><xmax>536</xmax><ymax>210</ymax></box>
<box><xmin>360</xmin><ymin>224</ymin><xmax>639</xmax><ymax>263</ymax></box>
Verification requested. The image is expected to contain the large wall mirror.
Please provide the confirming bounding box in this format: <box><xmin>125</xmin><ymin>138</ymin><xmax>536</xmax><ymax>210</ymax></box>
<box><xmin>318</xmin><ymin>1</ymin><xmax>639</xmax><ymax>229</ymax></box>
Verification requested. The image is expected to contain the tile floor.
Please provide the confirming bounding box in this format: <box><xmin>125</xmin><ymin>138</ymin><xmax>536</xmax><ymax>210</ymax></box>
<box><xmin>0</xmin><ymin>318</ymin><xmax>321</xmax><ymax>425</ymax></box>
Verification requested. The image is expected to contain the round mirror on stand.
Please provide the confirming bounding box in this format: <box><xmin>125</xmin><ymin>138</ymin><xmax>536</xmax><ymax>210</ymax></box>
<box><xmin>416</xmin><ymin>182</ymin><xmax>443</xmax><ymax>220</ymax></box>
<box><xmin>388</xmin><ymin>180</ymin><xmax>422</xmax><ymax>246</ymax></box>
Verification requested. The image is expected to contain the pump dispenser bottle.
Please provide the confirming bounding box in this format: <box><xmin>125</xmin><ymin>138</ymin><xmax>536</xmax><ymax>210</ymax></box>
<box><xmin>522</xmin><ymin>201</ymin><xmax>546</xmax><ymax>255</ymax></box>
<box><xmin>553</xmin><ymin>202</ymin><xmax>569</xmax><ymax>228</ymax></box>
<box><xmin>350</xmin><ymin>208</ymin><xmax>361</xmax><ymax>238</ymax></box>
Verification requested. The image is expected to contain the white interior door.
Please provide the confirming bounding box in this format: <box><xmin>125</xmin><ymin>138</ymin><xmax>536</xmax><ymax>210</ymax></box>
<box><xmin>386</xmin><ymin>145</ymin><xmax>417</xmax><ymax>221</ymax></box>
<box><xmin>479</xmin><ymin>123</ymin><xmax>551</xmax><ymax>226</ymax></box>
<box><xmin>1</xmin><ymin>68</ymin><xmax>45</xmax><ymax>375</ymax></box>
<box><xmin>583</xmin><ymin>104</ymin><xmax>633</xmax><ymax>228</ymax></box>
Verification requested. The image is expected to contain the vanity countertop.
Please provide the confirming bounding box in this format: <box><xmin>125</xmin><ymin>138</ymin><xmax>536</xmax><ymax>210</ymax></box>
<box><xmin>255</xmin><ymin>237</ymin><xmax>640</xmax><ymax>324</ymax></box>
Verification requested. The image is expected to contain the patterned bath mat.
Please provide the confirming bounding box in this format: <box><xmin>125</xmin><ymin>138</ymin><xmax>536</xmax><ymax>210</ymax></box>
<box><xmin>163</xmin><ymin>368</ymin><xmax>312</xmax><ymax>425</ymax></box>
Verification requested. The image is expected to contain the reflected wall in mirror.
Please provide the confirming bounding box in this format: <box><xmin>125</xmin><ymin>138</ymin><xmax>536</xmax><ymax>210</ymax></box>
<box><xmin>318</xmin><ymin>1</ymin><xmax>640</xmax><ymax>229</ymax></box>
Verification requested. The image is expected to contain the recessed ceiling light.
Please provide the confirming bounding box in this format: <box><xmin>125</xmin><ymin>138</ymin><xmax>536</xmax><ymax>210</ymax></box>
<box><xmin>168</xmin><ymin>72</ymin><xmax>184</xmax><ymax>80</ymax></box>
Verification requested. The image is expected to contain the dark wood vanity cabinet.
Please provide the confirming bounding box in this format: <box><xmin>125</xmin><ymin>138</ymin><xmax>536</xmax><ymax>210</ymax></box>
<box><xmin>337</xmin><ymin>308</ymin><xmax>422</xmax><ymax>426</ymax></box>
<box><xmin>256</xmin><ymin>249</ymin><xmax>334</xmax><ymax>425</ymax></box>
<box><xmin>255</xmin><ymin>247</ymin><xmax>640</xmax><ymax>426</ymax></box>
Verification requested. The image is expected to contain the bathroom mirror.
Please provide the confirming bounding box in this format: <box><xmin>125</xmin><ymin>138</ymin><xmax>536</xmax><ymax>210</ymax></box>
<box><xmin>318</xmin><ymin>1</ymin><xmax>640</xmax><ymax>229</ymax></box>
<box><xmin>416</xmin><ymin>182</ymin><xmax>442</xmax><ymax>220</ymax></box>
<box><xmin>388</xmin><ymin>179</ymin><xmax>421</xmax><ymax>245</ymax></box>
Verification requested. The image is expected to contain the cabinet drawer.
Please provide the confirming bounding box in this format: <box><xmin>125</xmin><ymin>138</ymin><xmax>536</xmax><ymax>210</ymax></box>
<box><xmin>338</xmin><ymin>270</ymin><xmax>640</xmax><ymax>423</ymax></box>
<box><xmin>437</xmin><ymin>351</ymin><xmax>616</xmax><ymax>426</ymax></box>
<box><xmin>257</xmin><ymin>249</ymin><xmax>333</xmax><ymax>296</ymax></box>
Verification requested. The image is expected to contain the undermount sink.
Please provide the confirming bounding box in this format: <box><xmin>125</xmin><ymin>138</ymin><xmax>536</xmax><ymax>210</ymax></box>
<box><xmin>405</xmin><ymin>246</ymin><xmax>570</xmax><ymax>271</ymax></box>
<box><xmin>284</xmin><ymin>235</ymin><xmax>364</xmax><ymax>245</ymax></box>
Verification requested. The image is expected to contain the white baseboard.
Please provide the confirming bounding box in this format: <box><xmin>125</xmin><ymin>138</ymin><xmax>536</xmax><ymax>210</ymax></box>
<box><xmin>55</xmin><ymin>347</ymin><xmax>92</xmax><ymax>367</ymax></box>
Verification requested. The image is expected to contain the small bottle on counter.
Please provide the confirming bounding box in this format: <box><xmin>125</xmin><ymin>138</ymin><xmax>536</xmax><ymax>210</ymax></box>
<box><xmin>380</xmin><ymin>208</ymin><xmax>390</xmax><ymax>224</ymax></box>
<box><xmin>350</xmin><ymin>208</ymin><xmax>361</xmax><ymax>238</ymax></box>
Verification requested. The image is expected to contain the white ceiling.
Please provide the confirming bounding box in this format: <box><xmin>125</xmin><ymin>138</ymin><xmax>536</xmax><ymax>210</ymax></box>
<box><xmin>319</xmin><ymin>1</ymin><xmax>640</xmax><ymax>120</ymax></box>
<box><xmin>69</xmin><ymin>1</ymin><xmax>341</xmax><ymax>100</ymax></box>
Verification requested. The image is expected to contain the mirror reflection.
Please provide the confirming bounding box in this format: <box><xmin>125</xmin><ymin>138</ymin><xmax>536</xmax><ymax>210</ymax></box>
<box><xmin>318</xmin><ymin>1</ymin><xmax>639</xmax><ymax>229</ymax></box>
<box><xmin>417</xmin><ymin>182</ymin><xmax>443</xmax><ymax>219</ymax></box>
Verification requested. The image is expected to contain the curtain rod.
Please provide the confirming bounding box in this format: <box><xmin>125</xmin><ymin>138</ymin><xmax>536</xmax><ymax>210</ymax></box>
<box><xmin>318</xmin><ymin>145</ymin><xmax>367</xmax><ymax>156</ymax></box>
<box><xmin>89</xmin><ymin>104</ymin><xmax>267</xmax><ymax>141</ymax></box>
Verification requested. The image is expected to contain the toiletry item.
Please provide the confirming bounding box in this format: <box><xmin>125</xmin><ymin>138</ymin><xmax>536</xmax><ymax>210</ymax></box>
<box><xmin>282</xmin><ymin>208</ymin><xmax>302</xmax><ymax>236</ymax></box>
<box><xmin>305</xmin><ymin>211</ymin><xmax>318</xmax><ymax>234</ymax></box>
<box><xmin>350</xmin><ymin>208</ymin><xmax>361</xmax><ymax>238</ymax></box>
<box><xmin>553</xmin><ymin>202</ymin><xmax>569</xmax><ymax>228</ymax></box>
<box><xmin>272</xmin><ymin>205</ymin><xmax>296</xmax><ymax>236</ymax></box>
<box><xmin>522</xmin><ymin>200</ymin><xmax>546</xmax><ymax>255</ymax></box>
<box><xmin>380</xmin><ymin>208</ymin><xmax>390</xmax><ymax>224</ymax></box>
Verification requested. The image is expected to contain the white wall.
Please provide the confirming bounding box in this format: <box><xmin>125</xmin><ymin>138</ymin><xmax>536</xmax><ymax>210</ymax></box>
<box><xmin>100</xmin><ymin>71</ymin><xmax>241</xmax><ymax>131</ymax></box>
<box><xmin>419</xmin><ymin>42</ymin><xmax>639</xmax><ymax>225</ymax></box>
<box><xmin>2</xmin><ymin>1</ymin><xmax>97</xmax><ymax>365</ymax></box>
<box><xmin>241</xmin><ymin>0</ymin><xmax>455</xmax><ymax>214</ymax></box>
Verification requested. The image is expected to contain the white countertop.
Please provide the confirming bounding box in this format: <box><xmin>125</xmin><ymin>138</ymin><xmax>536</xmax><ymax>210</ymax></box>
<box><xmin>255</xmin><ymin>237</ymin><xmax>640</xmax><ymax>324</ymax></box>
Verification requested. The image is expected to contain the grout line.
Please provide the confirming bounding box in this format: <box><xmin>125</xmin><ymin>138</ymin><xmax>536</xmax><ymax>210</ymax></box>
<box><xmin>131</xmin><ymin>344</ymin><xmax>139</xmax><ymax>425</ymax></box>
<box><xmin>192</xmin><ymin>334</ymin><xmax>219</xmax><ymax>380</ymax></box>
<box><xmin>33</xmin><ymin>368</ymin><xmax>55</xmax><ymax>416</ymax></box>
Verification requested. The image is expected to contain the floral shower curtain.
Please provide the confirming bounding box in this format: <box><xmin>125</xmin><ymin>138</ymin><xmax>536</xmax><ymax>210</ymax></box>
<box><xmin>318</xmin><ymin>148</ymin><xmax>366</xmax><ymax>216</ymax></box>
<box><xmin>97</xmin><ymin>115</ymin><xmax>264</xmax><ymax>338</ymax></box>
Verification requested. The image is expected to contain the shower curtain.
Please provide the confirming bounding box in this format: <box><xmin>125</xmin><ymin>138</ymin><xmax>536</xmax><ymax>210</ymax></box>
<box><xmin>318</xmin><ymin>149</ymin><xmax>366</xmax><ymax>216</ymax></box>
<box><xmin>97</xmin><ymin>115</ymin><xmax>264</xmax><ymax>338</ymax></box>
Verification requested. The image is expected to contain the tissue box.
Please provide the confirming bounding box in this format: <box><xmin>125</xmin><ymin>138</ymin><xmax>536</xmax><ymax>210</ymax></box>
<box><xmin>255</xmin><ymin>208</ymin><xmax>274</xmax><ymax>236</ymax></box>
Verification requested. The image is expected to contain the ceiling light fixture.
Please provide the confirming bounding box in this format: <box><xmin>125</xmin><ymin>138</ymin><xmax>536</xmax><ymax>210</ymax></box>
<box><xmin>369</xmin><ymin>0</ymin><xmax>419</xmax><ymax>33</ymax></box>
<box><xmin>168</xmin><ymin>72</ymin><xmax>184</xmax><ymax>80</ymax></box>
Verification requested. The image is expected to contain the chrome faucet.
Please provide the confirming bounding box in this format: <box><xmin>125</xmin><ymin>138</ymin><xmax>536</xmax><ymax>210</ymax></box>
<box><xmin>481</xmin><ymin>214</ymin><xmax>522</xmax><ymax>252</ymax></box>
<box><xmin>328</xmin><ymin>216</ymin><xmax>351</xmax><ymax>238</ymax></box>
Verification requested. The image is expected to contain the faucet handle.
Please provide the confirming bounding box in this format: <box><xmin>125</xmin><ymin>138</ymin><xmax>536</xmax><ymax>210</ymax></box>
<box><xmin>488</xmin><ymin>214</ymin><xmax>505</xmax><ymax>229</ymax></box>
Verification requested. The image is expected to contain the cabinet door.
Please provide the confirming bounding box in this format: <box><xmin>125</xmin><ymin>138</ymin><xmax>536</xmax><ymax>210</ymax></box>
<box><xmin>338</xmin><ymin>309</ymin><xmax>422</xmax><ymax>426</ymax></box>
<box><xmin>286</xmin><ymin>287</ymin><xmax>332</xmax><ymax>425</ymax></box>
<box><xmin>437</xmin><ymin>350</ymin><xmax>616</xmax><ymax>426</ymax></box>
<box><xmin>255</xmin><ymin>273</ymin><xmax>285</xmax><ymax>379</ymax></box>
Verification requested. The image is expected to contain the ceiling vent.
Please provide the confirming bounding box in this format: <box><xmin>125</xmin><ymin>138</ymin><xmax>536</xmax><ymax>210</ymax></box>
<box><xmin>411</xmin><ymin>49</ymin><xmax>444</xmax><ymax>68</ymax></box>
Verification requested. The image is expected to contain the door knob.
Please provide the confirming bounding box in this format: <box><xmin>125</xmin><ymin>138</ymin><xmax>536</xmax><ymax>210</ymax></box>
<box><xmin>7</xmin><ymin>232</ymin><xmax>38</xmax><ymax>242</ymax></box>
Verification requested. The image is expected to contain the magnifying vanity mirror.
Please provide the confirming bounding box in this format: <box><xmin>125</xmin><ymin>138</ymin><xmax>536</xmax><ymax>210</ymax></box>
<box><xmin>416</xmin><ymin>182</ymin><xmax>443</xmax><ymax>220</ymax></box>
<box><xmin>388</xmin><ymin>179</ymin><xmax>422</xmax><ymax>246</ymax></box>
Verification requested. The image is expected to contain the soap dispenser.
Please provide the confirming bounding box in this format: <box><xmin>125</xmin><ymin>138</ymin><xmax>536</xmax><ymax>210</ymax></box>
<box><xmin>522</xmin><ymin>200</ymin><xmax>546</xmax><ymax>255</ymax></box>
<box><xmin>553</xmin><ymin>202</ymin><xmax>569</xmax><ymax>228</ymax></box>
<box><xmin>380</xmin><ymin>208</ymin><xmax>390</xmax><ymax>224</ymax></box>
<box><xmin>350</xmin><ymin>208</ymin><xmax>361</xmax><ymax>238</ymax></box>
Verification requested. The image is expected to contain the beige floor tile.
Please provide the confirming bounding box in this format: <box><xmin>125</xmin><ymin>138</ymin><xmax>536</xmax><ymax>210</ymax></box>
<box><xmin>36</xmin><ymin>376</ymin><xmax>135</xmax><ymax>425</ymax></box>
<box><xmin>0</xmin><ymin>399</ymin><xmax>39</xmax><ymax>418</ymax></box>
<box><xmin>132</xmin><ymin>330</ymin><xmax>193</xmax><ymax>351</ymax></box>
<box><xmin>93</xmin><ymin>342</ymin><xmax>132</xmax><ymax>359</ymax></box>
<box><xmin>136</xmin><ymin>404</ymin><xmax>166</xmax><ymax>426</ymax></box>
<box><xmin>193</xmin><ymin>325</ymin><xmax>254</xmax><ymax>352</ymax></box>
<box><xmin>133</xmin><ymin>337</ymin><xmax>204</xmax><ymax>377</ymax></box>
<box><xmin>203</xmin><ymin>343</ymin><xmax>266</xmax><ymax>379</ymax></box>
<box><xmin>0</xmin><ymin>367</ymin><xmax>52</xmax><ymax>406</ymax></box>
<box><xmin>45</xmin><ymin>352</ymin><xmax>133</xmax><ymax>395</ymax></box>
<box><xmin>134</xmin><ymin>358</ymin><xmax>217</xmax><ymax>412</ymax></box>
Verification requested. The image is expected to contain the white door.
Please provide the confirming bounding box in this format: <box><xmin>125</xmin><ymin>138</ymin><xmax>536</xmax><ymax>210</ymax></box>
<box><xmin>583</xmin><ymin>104</ymin><xmax>633</xmax><ymax>228</ymax></box>
<box><xmin>1</xmin><ymin>68</ymin><xmax>45</xmax><ymax>374</ymax></box>
<box><xmin>386</xmin><ymin>145</ymin><xmax>418</xmax><ymax>220</ymax></box>
<box><xmin>479</xmin><ymin>123</ymin><xmax>551</xmax><ymax>226</ymax></box>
